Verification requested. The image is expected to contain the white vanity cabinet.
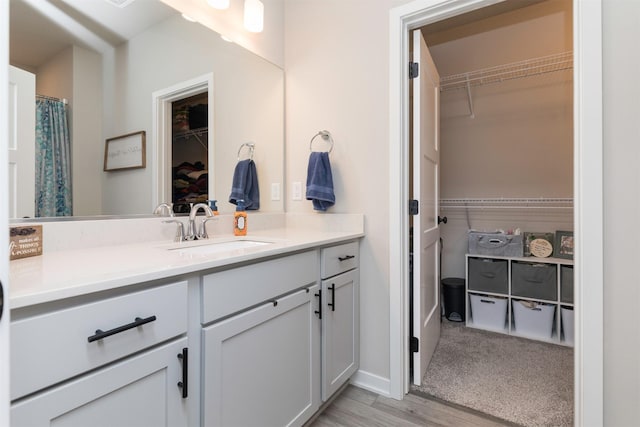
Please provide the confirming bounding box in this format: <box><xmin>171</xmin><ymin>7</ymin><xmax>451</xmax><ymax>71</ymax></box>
<box><xmin>10</xmin><ymin>280</ymin><xmax>190</xmax><ymax>427</ymax></box>
<box><xmin>320</xmin><ymin>241</ymin><xmax>360</xmax><ymax>401</ymax></box>
<box><xmin>201</xmin><ymin>251</ymin><xmax>321</xmax><ymax>427</ymax></box>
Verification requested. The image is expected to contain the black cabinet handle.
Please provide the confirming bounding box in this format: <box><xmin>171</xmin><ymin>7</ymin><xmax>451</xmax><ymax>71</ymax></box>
<box><xmin>328</xmin><ymin>284</ymin><xmax>336</xmax><ymax>312</ymax></box>
<box><xmin>314</xmin><ymin>289</ymin><xmax>322</xmax><ymax>319</ymax></box>
<box><xmin>177</xmin><ymin>347</ymin><xmax>188</xmax><ymax>398</ymax></box>
<box><xmin>338</xmin><ymin>255</ymin><xmax>355</xmax><ymax>262</ymax></box>
<box><xmin>87</xmin><ymin>315</ymin><xmax>157</xmax><ymax>343</ymax></box>
<box><xmin>0</xmin><ymin>280</ymin><xmax>4</xmax><ymax>322</ymax></box>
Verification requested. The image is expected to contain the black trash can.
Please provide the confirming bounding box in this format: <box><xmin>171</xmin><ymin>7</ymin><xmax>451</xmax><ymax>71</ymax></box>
<box><xmin>442</xmin><ymin>277</ymin><xmax>465</xmax><ymax>322</ymax></box>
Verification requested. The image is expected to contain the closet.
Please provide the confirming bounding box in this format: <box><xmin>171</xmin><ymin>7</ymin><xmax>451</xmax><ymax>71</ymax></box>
<box><xmin>412</xmin><ymin>1</ymin><xmax>574</xmax><ymax>425</ymax></box>
<box><xmin>171</xmin><ymin>92</ymin><xmax>209</xmax><ymax>213</ymax></box>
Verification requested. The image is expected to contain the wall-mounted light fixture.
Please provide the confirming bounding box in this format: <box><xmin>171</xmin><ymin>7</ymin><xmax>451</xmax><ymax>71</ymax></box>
<box><xmin>207</xmin><ymin>0</ymin><xmax>229</xmax><ymax>10</ymax></box>
<box><xmin>243</xmin><ymin>0</ymin><xmax>264</xmax><ymax>33</ymax></box>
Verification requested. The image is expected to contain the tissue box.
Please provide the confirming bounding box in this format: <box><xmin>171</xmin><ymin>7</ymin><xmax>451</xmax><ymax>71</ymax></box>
<box><xmin>468</xmin><ymin>231</ymin><xmax>523</xmax><ymax>257</ymax></box>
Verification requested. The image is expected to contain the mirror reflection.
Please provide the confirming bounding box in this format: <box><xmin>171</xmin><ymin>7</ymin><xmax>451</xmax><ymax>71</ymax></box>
<box><xmin>9</xmin><ymin>0</ymin><xmax>284</xmax><ymax>219</ymax></box>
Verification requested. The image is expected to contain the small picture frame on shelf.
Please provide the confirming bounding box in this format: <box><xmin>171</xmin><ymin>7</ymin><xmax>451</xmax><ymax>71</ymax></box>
<box><xmin>104</xmin><ymin>131</ymin><xmax>146</xmax><ymax>171</ymax></box>
<box><xmin>554</xmin><ymin>230</ymin><xmax>574</xmax><ymax>259</ymax></box>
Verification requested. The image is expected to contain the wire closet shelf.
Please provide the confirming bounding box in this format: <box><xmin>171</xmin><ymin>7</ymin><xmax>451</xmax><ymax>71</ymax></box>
<box><xmin>439</xmin><ymin>51</ymin><xmax>573</xmax><ymax>92</ymax></box>
<box><xmin>440</xmin><ymin>198</ymin><xmax>574</xmax><ymax>210</ymax></box>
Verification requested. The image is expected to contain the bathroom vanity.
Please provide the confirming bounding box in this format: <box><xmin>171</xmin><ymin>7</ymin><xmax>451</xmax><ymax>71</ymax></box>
<box><xmin>8</xmin><ymin>216</ymin><xmax>363</xmax><ymax>426</ymax></box>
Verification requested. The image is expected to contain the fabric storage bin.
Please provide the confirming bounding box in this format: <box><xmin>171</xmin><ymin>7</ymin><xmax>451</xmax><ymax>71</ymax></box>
<box><xmin>561</xmin><ymin>306</ymin><xmax>574</xmax><ymax>345</ymax></box>
<box><xmin>511</xmin><ymin>261</ymin><xmax>557</xmax><ymax>301</ymax></box>
<box><xmin>468</xmin><ymin>257</ymin><xmax>508</xmax><ymax>294</ymax></box>
<box><xmin>468</xmin><ymin>231</ymin><xmax>524</xmax><ymax>257</ymax></box>
<box><xmin>512</xmin><ymin>300</ymin><xmax>556</xmax><ymax>340</ymax></box>
<box><xmin>469</xmin><ymin>294</ymin><xmax>508</xmax><ymax>331</ymax></box>
<box><xmin>560</xmin><ymin>265</ymin><xmax>574</xmax><ymax>304</ymax></box>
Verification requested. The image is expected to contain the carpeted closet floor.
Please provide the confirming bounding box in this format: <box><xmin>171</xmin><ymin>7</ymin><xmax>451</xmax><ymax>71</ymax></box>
<box><xmin>411</xmin><ymin>320</ymin><xmax>573</xmax><ymax>427</ymax></box>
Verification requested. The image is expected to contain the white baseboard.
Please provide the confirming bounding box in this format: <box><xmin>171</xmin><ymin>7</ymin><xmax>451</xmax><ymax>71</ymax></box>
<box><xmin>350</xmin><ymin>369</ymin><xmax>392</xmax><ymax>398</ymax></box>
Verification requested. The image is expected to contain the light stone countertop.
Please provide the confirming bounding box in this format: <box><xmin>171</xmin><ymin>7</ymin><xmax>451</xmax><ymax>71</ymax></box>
<box><xmin>9</xmin><ymin>227</ymin><xmax>364</xmax><ymax>310</ymax></box>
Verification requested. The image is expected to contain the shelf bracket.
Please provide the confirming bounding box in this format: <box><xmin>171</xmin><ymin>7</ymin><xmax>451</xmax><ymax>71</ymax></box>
<box><xmin>465</xmin><ymin>74</ymin><xmax>475</xmax><ymax>119</ymax></box>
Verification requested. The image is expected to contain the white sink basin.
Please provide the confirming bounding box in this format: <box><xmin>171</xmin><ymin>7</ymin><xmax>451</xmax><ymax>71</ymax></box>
<box><xmin>169</xmin><ymin>239</ymin><xmax>272</xmax><ymax>256</ymax></box>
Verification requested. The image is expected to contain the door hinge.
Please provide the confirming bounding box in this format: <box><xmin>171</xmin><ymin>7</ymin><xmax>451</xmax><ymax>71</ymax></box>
<box><xmin>409</xmin><ymin>199</ymin><xmax>419</xmax><ymax>215</ymax></box>
<box><xmin>409</xmin><ymin>62</ymin><xmax>419</xmax><ymax>79</ymax></box>
<box><xmin>410</xmin><ymin>336</ymin><xmax>419</xmax><ymax>353</ymax></box>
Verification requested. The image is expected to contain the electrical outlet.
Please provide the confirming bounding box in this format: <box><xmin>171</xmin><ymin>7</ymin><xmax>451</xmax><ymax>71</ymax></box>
<box><xmin>271</xmin><ymin>183</ymin><xmax>280</xmax><ymax>201</ymax></box>
<box><xmin>292</xmin><ymin>182</ymin><xmax>302</xmax><ymax>201</ymax></box>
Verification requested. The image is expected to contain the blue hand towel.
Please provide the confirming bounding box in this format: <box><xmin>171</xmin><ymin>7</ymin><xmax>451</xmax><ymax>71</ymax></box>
<box><xmin>306</xmin><ymin>152</ymin><xmax>335</xmax><ymax>211</ymax></box>
<box><xmin>229</xmin><ymin>159</ymin><xmax>260</xmax><ymax>210</ymax></box>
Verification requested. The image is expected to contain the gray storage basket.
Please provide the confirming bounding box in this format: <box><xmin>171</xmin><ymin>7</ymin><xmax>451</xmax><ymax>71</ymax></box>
<box><xmin>560</xmin><ymin>265</ymin><xmax>574</xmax><ymax>304</ymax></box>
<box><xmin>468</xmin><ymin>231</ymin><xmax>524</xmax><ymax>257</ymax></box>
<box><xmin>468</xmin><ymin>257</ymin><xmax>509</xmax><ymax>294</ymax></box>
<box><xmin>511</xmin><ymin>261</ymin><xmax>557</xmax><ymax>301</ymax></box>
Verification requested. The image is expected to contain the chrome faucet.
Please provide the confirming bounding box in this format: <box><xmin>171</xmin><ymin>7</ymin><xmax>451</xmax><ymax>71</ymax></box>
<box><xmin>187</xmin><ymin>203</ymin><xmax>215</xmax><ymax>240</ymax></box>
<box><xmin>153</xmin><ymin>202</ymin><xmax>174</xmax><ymax>217</ymax></box>
<box><xmin>163</xmin><ymin>220</ymin><xmax>185</xmax><ymax>242</ymax></box>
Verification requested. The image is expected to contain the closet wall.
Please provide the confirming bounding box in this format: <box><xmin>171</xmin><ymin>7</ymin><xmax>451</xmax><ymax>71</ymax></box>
<box><xmin>424</xmin><ymin>0</ymin><xmax>573</xmax><ymax>278</ymax></box>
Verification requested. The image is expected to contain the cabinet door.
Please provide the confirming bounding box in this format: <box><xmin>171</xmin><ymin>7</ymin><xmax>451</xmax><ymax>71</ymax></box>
<box><xmin>321</xmin><ymin>269</ymin><xmax>359</xmax><ymax>401</ymax></box>
<box><xmin>203</xmin><ymin>285</ymin><xmax>320</xmax><ymax>427</ymax></box>
<box><xmin>11</xmin><ymin>338</ymin><xmax>189</xmax><ymax>427</ymax></box>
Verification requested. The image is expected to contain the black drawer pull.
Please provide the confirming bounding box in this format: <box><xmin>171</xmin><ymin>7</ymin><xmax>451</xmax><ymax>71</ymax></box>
<box><xmin>87</xmin><ymin>315</ymin><xmax>157</xmax><ymax>343</ymax></box>
<box><xmin>479</xmin><ymin>299</ymin><xmax>495</xmax><ymax>304</ymax></box>
<box><xmin>314</xmin><ymin>289</ymin><xmax>322</xmax><ymax>319</ymax></box>
<box><xmin>328</xmin><ymin>283</ymin><xmax>336</xmax><ymax>311</ymax></box>
<box><xmin>338</xmin><ymin>255</ymin><xmax>355</xmax><ymax>262</ymax></box>
<box><xmin>177</xmin><ymin>347</ymin><xmax>188</xmax><ymax>398</ymax></box>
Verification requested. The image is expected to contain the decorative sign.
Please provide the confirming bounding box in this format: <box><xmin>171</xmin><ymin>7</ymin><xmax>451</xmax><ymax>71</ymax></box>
<box><xmin>530</xmin><ymin>238</ymin><xmax>553</xmax><ymax>258</ymax></box>
<box><xmin>104</xmin><ymin>131</ymin><xmax>146</xmax><ymax>171</ymax></box>
<box><xmin>9</xmin><ymin>225</ymin><xmax>43</xmax><ymax>260</ymax></box>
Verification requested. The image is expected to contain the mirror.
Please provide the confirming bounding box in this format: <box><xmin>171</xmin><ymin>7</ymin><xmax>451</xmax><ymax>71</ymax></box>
<box><xmin>9</xmin><ymin>0</ymin><xmax>284</xmax><ymax>219</ymax></box>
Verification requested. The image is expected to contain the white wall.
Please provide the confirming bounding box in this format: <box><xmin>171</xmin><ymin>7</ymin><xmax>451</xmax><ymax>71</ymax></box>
<box><xmin>285</xmin><ymin>0</ymin><xmax>409</xmax><ymax>390</ymax></box>
<box><xmin>71</xmin><ymin>46</ymin><xmax>102</xmax><ymax>216</ymax></box>
<box><xmin>102</xmin><ymin>14</ymin><xmax>284</xmax><ymax>215</ymax></box>
<box><xmin>602</xmin><ymin>0</ymin><xmax>640</xmax><ymax>424</ymax></box>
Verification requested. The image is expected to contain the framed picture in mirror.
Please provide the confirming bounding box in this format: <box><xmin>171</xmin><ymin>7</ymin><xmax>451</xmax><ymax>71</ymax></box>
<box><xmin>554</xmin><ymin>230</ymin><xmax>574</xmax><ymax>259</ymax></box>
<box><xmin>104</xmin><ymin>131</ymin><xmax>146</xmax><ymax>171</ymax></box>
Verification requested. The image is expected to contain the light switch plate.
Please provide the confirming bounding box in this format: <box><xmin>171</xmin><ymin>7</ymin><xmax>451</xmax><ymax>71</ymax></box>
<box><xmin>292</xmin><ymin>182</ymin><xmax>302</xmax><ymax>201</ymax></box>
<box><xmin>271</xmin><ymin>183</ymin><xmax>280</xmax><ymax>201</ymax></box>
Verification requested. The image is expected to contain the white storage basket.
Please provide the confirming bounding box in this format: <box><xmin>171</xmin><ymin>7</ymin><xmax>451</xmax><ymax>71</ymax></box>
<box><xmin>469</xmin><ymin>294</ymin><xmax>508</xmax><ymax>332</ymax></box>
<box><xmin>561</xmin><ymin>306</ymin><xmax>574</xmax><ymax>345</ymax></box>
<box><xmin>512</xmin><ymin>300</ymin><xmax>555</xmax><ymax>340</ymax></box>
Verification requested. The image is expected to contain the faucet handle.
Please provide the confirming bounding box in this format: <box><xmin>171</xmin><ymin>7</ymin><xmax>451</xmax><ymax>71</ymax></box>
<box><xmin>163</xmin><ymin>220</ymin><xmax>185</xmax><ymax>242</ymax></box>
<box><xmin>199</xmin><ymin>217</ymin><xmax>218</xmax><ymax>239</ymax></box>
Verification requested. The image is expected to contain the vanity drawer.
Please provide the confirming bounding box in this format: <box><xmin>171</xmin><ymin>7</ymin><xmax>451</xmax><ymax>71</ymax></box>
<box><xmin>321</xmin><ymin>241</ymin><xmax>359</xmax><ymax>279</ymax></box>
<box><xmin>11</xmin><ymin>281</ymin><xmax>188</xmax><ymax>400</ymax></box>
<box><xmin>201</xmin><ymin>250</ymin><xmax>318</xmax><ymax>324</ymax></box>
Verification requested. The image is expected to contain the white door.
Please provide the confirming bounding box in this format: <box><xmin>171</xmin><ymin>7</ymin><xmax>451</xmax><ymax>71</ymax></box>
<box><xmin>1</xmin><ymin>3</ymin><xmax>11</xmax><ymax>423</ymax></box>
<box><xmin>321</xmin><ymin>269</ymin><xmax>359</xmax><ymax>400</ymax></box>
<box><xmin>412</xmin><ymin>29</ymin><xmax>441</xmax><ymax>386</ymax></box>
<box><xmin>11</xmin><ymin>339</ymin><xmax>189</xmax><ymax>426</ymax></box>
<box><xmin>202</xmin><ymin>286</ymin><xmax>320</xmax><ymax>427</ymax></box>
<box><xmin>8</xmin><ymin>65</ymin><xmax>35</xmax><ymax>219</ymax></box>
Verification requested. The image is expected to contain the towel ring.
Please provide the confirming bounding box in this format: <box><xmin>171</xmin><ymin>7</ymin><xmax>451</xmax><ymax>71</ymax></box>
<box><xmin>237</xmin><ymin>142</ymin><xmax>255</xmax><ymax>161</ymax></box>
<box><xmin>309</xmin><ymin>130</ymin><xmax>334</xmax><ymax>153</ymax></box>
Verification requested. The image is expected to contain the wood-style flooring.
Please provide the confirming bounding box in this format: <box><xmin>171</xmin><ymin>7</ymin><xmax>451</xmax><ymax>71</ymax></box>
<box><xmin>307</xmin><ymin>385</ymin><xmax>517</xmax><ymax>427</ymax></box>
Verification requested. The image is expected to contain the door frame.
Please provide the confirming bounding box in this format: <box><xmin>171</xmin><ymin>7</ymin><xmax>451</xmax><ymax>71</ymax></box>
<box><xmin>151</xmin><ymin>73</ymin><xmax>214</xmax><ymax>209</ymax></box>
<box><xmin>0</xmin><ymin>1</ymin><xmax>10</xmax><ymax>424</ymax></box>
<box><xmin>388</xmin><ymin>0</ymin><xmax>603</xmax><ymax>425</ymax></box>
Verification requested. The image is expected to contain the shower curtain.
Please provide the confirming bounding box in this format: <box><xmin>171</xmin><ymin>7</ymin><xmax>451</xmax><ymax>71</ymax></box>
<box><xmin>35</xmin><ymin>98</ymin><xmax>72</xmax><ymax>217</ymax></box>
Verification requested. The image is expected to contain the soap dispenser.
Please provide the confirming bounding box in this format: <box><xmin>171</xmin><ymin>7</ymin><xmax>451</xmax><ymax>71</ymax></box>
<box><xmin>234</xmin><ymin>200</ymin><xmax>247</xmax><ymax>236</ymax></box>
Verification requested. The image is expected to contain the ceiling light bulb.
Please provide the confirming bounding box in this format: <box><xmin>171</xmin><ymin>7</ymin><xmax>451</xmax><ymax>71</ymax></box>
<box><xmin>244</xmin><ymin>0</ymin><xmax>264</xmax><ymax>33</ymax></box>
<box><xmin>207</xmin><ymin>0</ymin><xmax>229</xmax><ymax>9</ymax></box>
